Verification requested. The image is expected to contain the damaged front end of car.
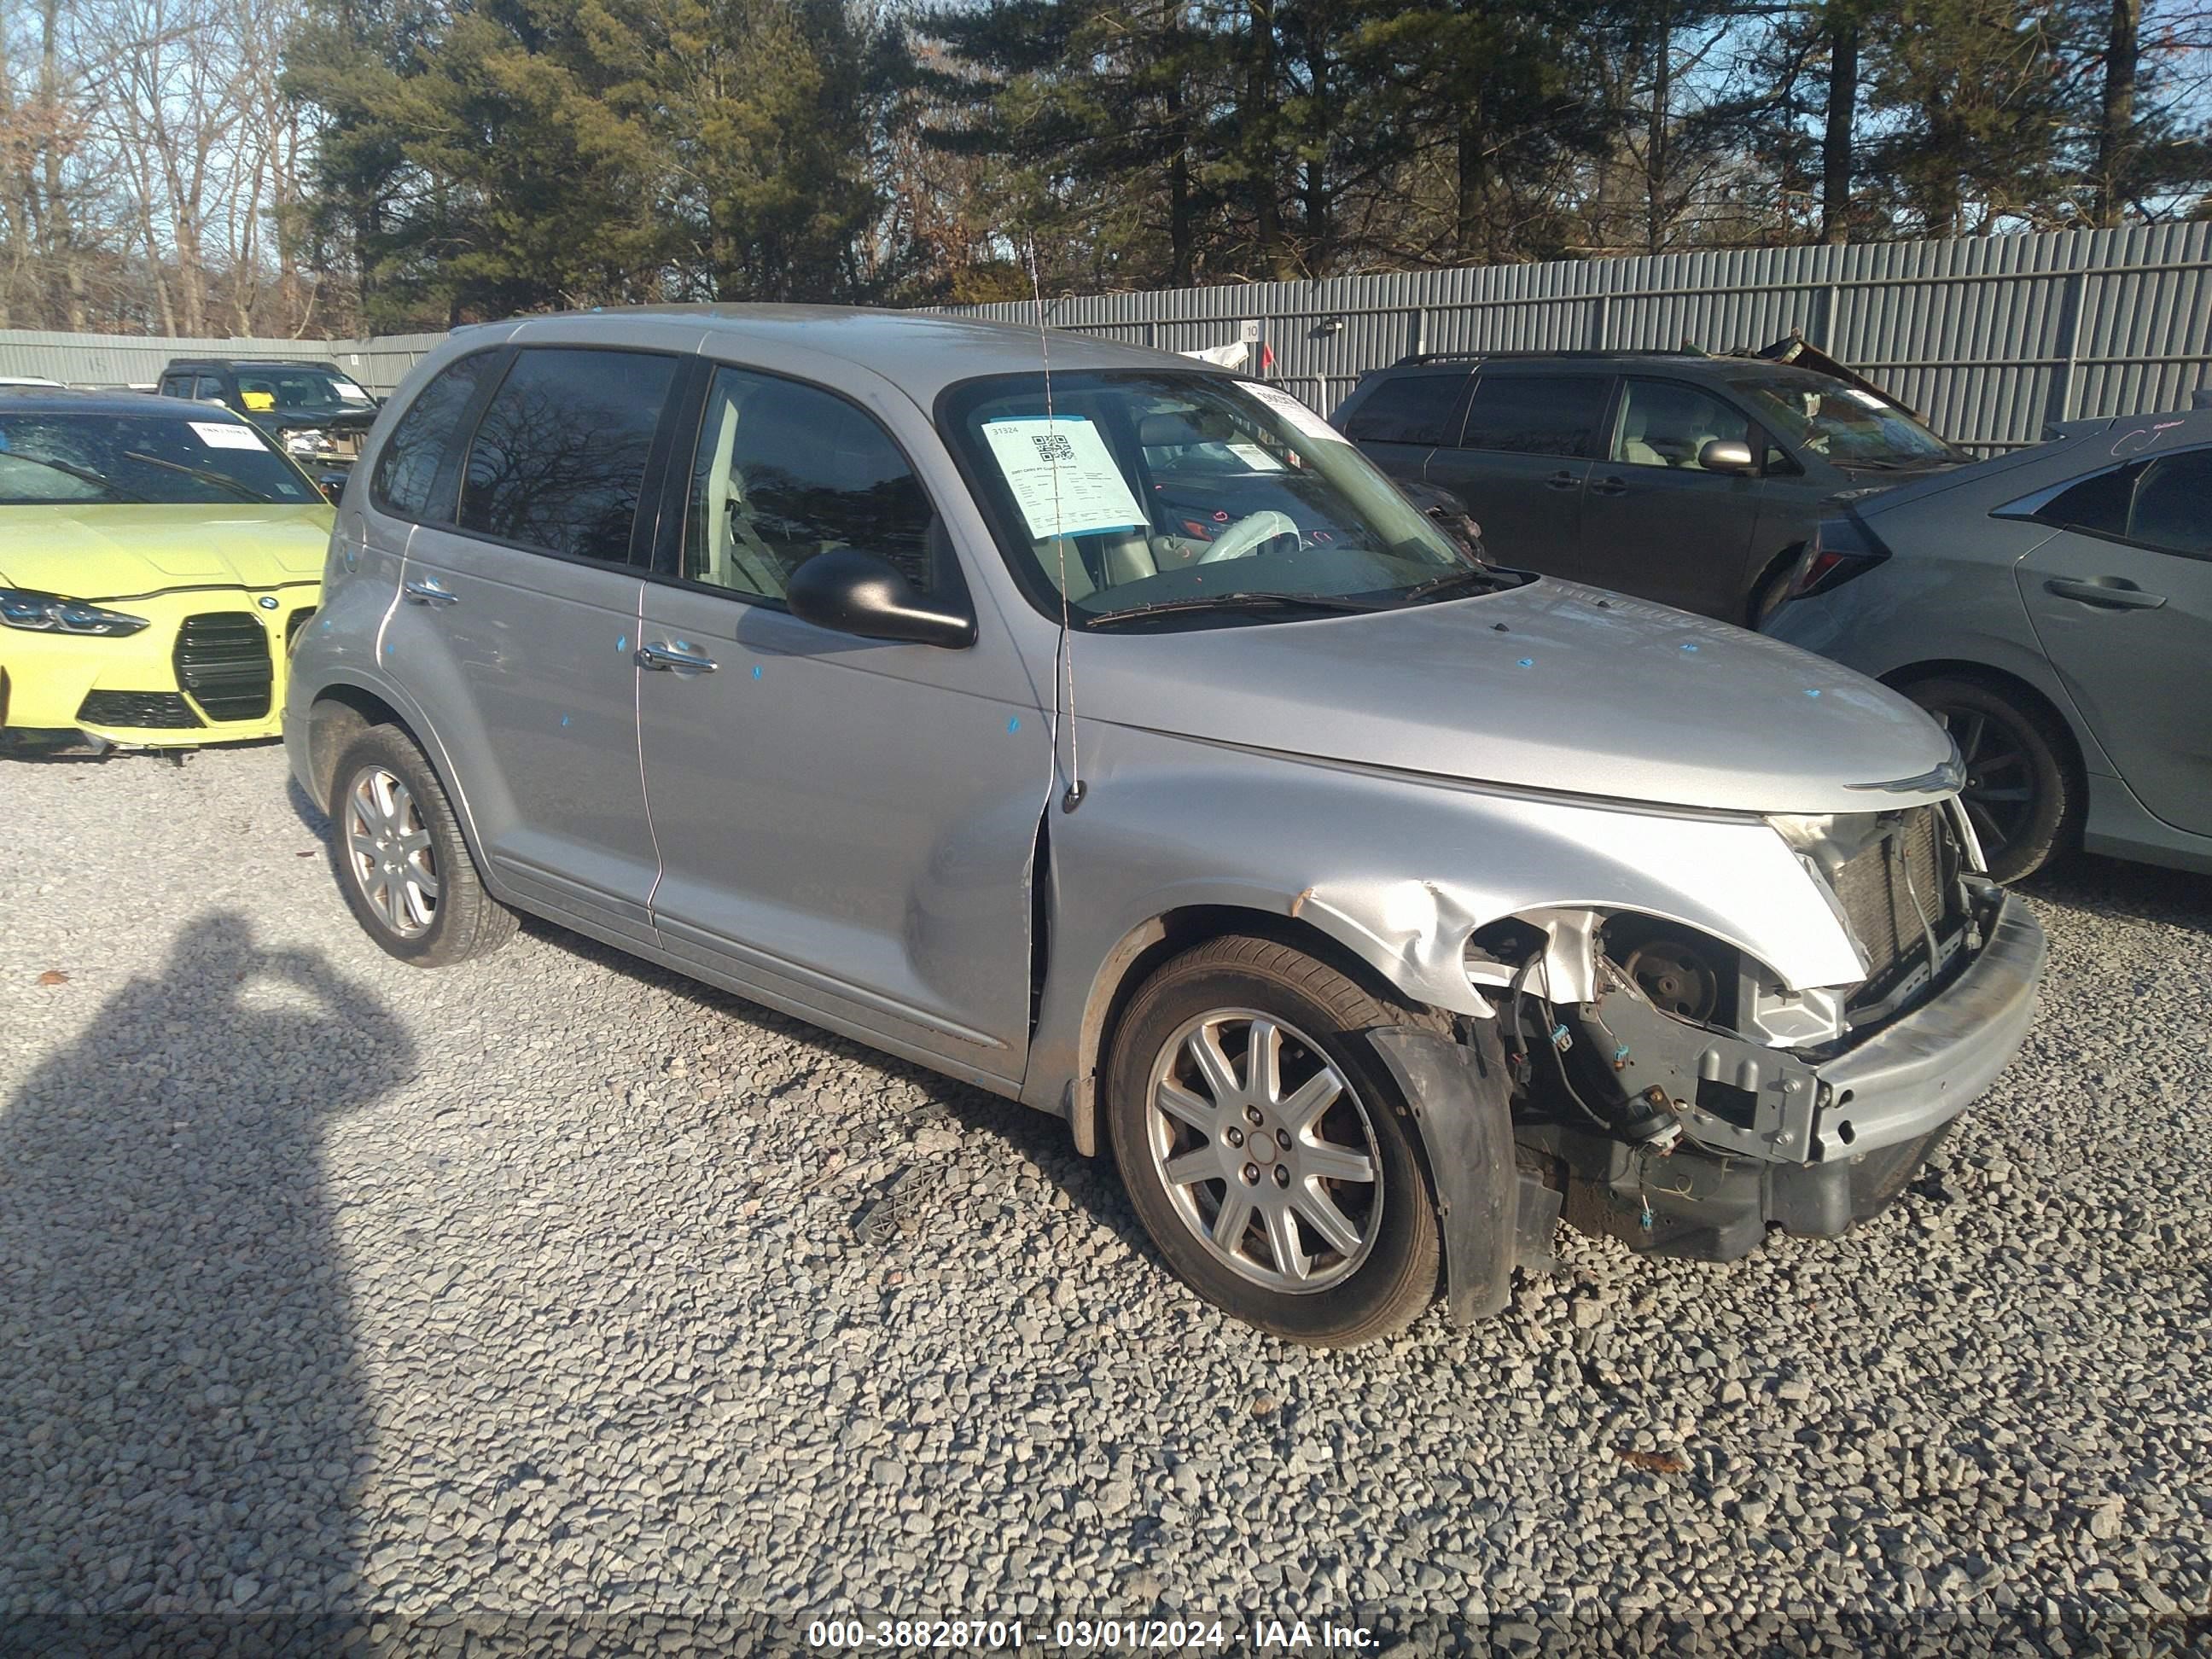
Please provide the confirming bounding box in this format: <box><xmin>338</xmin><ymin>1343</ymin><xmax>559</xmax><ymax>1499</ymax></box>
<box><xmin>1469</xmin><ymin>797</ymin><xmax>2046</xmax><ymax>1266</ymax></box>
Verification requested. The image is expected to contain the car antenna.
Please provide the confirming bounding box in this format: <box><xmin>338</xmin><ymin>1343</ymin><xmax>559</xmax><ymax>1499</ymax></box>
<box><xmin>1028</xmin><ymin>233</ymin><xmax>1086</xmax><ymax>813</ymax></box>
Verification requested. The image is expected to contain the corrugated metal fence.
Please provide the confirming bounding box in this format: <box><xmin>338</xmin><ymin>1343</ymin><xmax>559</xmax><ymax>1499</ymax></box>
<box><xmin>0</xmin><ymin>330</ymin><xmax>448</xmax><ymax>398</ymax></box>
<box><xmin>3</xmin><ymin>225</ymin><xmax>2207</xmax><ymax>451</ymax></box>
<box><xmin>945</xmin><ymin>223</ymin><xmax>2212</xmax><ymax>452</ymax></box>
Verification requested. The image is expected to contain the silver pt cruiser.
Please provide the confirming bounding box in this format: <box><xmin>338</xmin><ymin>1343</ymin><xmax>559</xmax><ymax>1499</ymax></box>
<box><xmin>287</xmin><ymin>308</ymin><xmax>2047</xmax><ymax>1346</ymax></box>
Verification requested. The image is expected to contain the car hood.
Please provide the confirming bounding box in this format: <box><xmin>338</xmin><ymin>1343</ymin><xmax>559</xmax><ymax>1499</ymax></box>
<box><xmin>0</xmin><ymin>504</ymin><xmax>334</xmax><ymax>600</ymax></box>
<box><xmin>1082</xmin><ymin>577</ymin><xmax>1958</xmax><ymax>813</ymax></box>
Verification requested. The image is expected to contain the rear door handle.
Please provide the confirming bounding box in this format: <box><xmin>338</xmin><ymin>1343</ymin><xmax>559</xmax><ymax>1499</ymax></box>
<box><xmin>2043</xmin><ymin>576</ymin><xmax>2167</xmax><ymax>610</ymax></box>
<box><xmin>1544</xmin><ymin>469</ymin><xmax>1580</xmax><ymax>492</ymax></box>
<box><xmin>1588</xmin><ymin>474</ymin><xmax>1627</xmax><ymax>497</ymax></box>
<box><xmin>401</xmin><ymin>577</ymin><xmax>458</xmax><ymax>606</ymax></box>
<box><xmin>636</xmin><ymin>639</ymin><xmax>719</xmax><ymax>673</ymax></box>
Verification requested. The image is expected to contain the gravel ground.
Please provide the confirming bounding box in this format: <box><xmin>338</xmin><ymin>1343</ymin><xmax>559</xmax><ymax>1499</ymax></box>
<box><xmin>1</xmin><ymin>742</ymin><xmax>2208</xmax><ymax>1656</ymax></box>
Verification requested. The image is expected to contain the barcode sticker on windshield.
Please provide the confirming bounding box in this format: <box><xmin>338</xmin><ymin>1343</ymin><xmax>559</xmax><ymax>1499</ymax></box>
<box><xmin>189</xmin><ymin>422</ymin><xmax>266</xmax><ymax>451</ymax></box>
<box><xmin>1242</xmin><ymin>383</ymin><xmax>1350</xmax><ymax>445</ymax></box>
<box><xmin>981</xmin><ymin>416</ymin><xmax>1147</xmax><ymax>540</ymax></box>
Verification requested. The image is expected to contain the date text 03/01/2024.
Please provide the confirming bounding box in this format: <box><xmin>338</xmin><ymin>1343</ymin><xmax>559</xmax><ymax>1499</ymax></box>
<box><xmin>804</xmin><ymin>1617</ymin><xmax>1378</xmax><ymax>1650</ymax></box>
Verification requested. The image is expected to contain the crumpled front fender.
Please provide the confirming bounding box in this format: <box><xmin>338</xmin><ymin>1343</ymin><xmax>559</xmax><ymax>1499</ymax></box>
<box><xmin>1027</xmin><ymin>724</ymin><xmax>1871</xmax><ymax>1134</ymax></box>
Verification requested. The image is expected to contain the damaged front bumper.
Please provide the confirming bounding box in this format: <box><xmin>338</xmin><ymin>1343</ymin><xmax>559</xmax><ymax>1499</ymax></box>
<box><xmin>1528</xmin><ymin>887</ymin><xmax>2046</xmax><ymax>1260</ymax></box>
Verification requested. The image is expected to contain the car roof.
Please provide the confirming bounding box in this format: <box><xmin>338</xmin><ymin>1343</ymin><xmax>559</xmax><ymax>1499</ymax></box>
<box><xmin>162</xmin><ymin>358</ymin><xmax>345</xmax><ymax>372</ymax></box>
<box><xmin>1382</xmin><ymin>351</ymin><xmax>1812</xmax><ymax>377</ymax></box>
<box><xmin>474</xmin><ymin>304</ymin><xmax>1215</xmax><ymax>405</ymax></box>
<box><xmin>0</xmin><ymin>386</ymin><xmax>256</xmax><ymax>420</ymax></box>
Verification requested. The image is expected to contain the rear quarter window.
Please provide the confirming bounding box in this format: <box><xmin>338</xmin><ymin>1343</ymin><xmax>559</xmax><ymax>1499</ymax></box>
<box><xmin>1341</xmin><ymin>374</ymin><xmax>1464</xmax><ymax>445</ymax></box>
<box><xmin>371</xmin><ymin>352</ymin><xmax>497</xmax><ymax>521</ymax></box>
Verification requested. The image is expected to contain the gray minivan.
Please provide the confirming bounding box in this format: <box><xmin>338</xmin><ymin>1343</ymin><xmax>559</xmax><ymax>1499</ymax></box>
<box><xmin>1334</xmin><ymin>352</ymin><xmax>1965</xmax><ymax>624</ymax></box>
<box><xmin>287</xmin><ymin>307</ymin><xmax>2044</xmax><ymax>1346</ymax></box>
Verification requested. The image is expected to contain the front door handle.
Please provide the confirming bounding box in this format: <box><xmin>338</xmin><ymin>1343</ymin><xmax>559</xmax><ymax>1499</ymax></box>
<box><xmin>1588</xmin><ymin>474</ymin><xmax>1627</xmax><ymax>497</ymax></box>
<box><xmin>2043</xmin><ymin>576</ymin><xmax>2168</xmax><ymax>611</ymax></box>
<box><xmin>1544</xmin><ymin>469</ymin><xmax>1580</xmax><ymax>492</ymax></box>
<box><xmin>636</xmin><ymin>639</ymin><xmax>719</xmax><ymax>673</ymax></box>
<box><xmin>401</xmin><ymin>577</ymin><xmax>458</xmax><ymax>606</ymax></box>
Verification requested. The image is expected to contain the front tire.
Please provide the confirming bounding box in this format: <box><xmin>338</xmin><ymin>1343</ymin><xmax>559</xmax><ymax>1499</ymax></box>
<box><xmin>330</xmin><ymin>726</ymin><xmax>517</xmax><ymax>966</ymax></box>
<box><xmin>1106</xmin><ymin>936</ymin><xmax>1441</xmax><ymax>1347</ymax></box>
<box><xmin>1902</xmin><ymin>675</ymin><xmax>2079</xmax><ymax>883</ymax></box>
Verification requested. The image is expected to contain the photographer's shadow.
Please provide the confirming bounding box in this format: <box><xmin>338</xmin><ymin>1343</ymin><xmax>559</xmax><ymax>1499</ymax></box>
<box><xmin>0</xmin><ymin>914</ymin><xmax>413</xmax><ymax>1618</ymax></box>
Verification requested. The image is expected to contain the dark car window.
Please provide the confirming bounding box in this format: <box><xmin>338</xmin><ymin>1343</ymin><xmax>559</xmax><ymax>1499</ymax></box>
<box><xmin>158</xmin><ymin>375</ymin><xmax>189</xmax><ymax>399</ymax></box>
<box><xmin>2033</xmin><ymin>464</ymin><xmax>2139</xmax><ymax>539</ymax></box>
<box><xmin>1610</xmin><ymin>380</ymin><xmax>1755</xmax><ymax>469</ymax></box>
<box><xmin>1458</xmin><ymin>374</ymin><xmax>1611</xmax><ymax>457</ymax></box>
<box><xmin>373</xmin><ymin>352</ymin><xmax>496</xmax><ymax>521</ymax></box>
<box><xmin>2125</xmin><ymin>449</ymin><xmax>2212</xmax><ymax>556</ymax></box>
<box><xmin>1341</xmin><ymin>374</ymin><xmax>1464</xmax><ymax>445</ymax></box>
<box><xmin>457</xmin><ymin>347</ymin><xmax>677</xmax><ymax>563</ymax></box>
<box><xmin>192</xmin><ymin>375</ymin><xmax>227</xmax><ymax>404</ymax></box>
<box><xmin>682</xmin><ymin>365</ymin><xmax>935</xmax><ymax>599</ymax></box>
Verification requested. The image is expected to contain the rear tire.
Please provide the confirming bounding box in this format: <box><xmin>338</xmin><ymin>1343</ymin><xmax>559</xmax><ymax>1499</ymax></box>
<box><xmin>330</xmin><ymin>726</ymin><xmax>518</xmax><ymax>966</ymax></box>
<box><xmin>1902</xmin><ymin>675</ymin><xmax>2079</xmax><ymax>883</ymax></box>
<box><xmin>1106</xmin><ymin>936</ymin><xmax>1441</xmax><ymax>1347</ymax></box>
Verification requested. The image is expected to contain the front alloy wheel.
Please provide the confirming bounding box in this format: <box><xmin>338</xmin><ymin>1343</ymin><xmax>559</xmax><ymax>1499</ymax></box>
<box><xmin>1145</xmin><ymin>1010</ymin><xmax>1382</xmax><ymax>1293</ymax></box>
<box><xmin>1108</xmin><ymin>935</ymin><xmax>1443</xmax><ymax>1346</ymax></box>
<box><xmin>344</xmin><ymin>766</ymin><xmax>439</xmax><ymax>937</ymax></box>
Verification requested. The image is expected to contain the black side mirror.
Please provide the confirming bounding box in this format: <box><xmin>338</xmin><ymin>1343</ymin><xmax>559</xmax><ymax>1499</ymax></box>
<box><xmin>786</xmin><ymin>549</ymin><xmax>975</xmax><ymax>649</ymax></box>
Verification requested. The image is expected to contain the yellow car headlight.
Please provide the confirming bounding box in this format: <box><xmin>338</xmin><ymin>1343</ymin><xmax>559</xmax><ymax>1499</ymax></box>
<box><xmin>0</xmin><ymin>587</ymin><xmax>152</xmax><ymax>637</ymax></box>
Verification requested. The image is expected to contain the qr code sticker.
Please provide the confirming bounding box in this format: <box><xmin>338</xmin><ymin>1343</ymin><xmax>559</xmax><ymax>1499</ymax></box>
<box><xmin>1031</xmin><ymin>433</ymin><xmax>1075</xmax><ymax>463</ymax></box>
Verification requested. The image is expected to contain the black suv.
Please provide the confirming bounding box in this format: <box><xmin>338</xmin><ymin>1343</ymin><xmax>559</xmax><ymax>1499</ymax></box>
<box><xmin>156</xmin><ymin>358</ymin><xmax>381</xmax><ymax>475</ymax></box>
<box><xmin>1332</xmin><ymin>349</ymin><xmax>1965</xmax><ymax>623</ymax></box>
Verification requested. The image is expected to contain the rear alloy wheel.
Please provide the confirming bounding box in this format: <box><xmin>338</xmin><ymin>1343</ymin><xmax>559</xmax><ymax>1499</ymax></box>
<box><xmin>331</xmin><ymin>725</ymin><xmax>518</xmax><ymax>966</ymax></box>
<box><xmin>345</xmin><ymin>765</ymin><xmax>439</xmax><ymax>938</ymax></box>
<box><xmin>1903</xmin><ymin>675</ymin><xmax>2078</xmax><ymax>883</ymax></box>
<box><xmin>1108</xmin><ymin>936</ymin><xmax>1442</xmax><ymax>1346</ymax></box>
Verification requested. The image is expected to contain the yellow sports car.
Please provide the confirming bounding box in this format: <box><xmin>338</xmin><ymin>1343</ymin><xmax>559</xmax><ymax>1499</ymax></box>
<box><xmin>0</xmin><ymin>388</ymin><xmax>334</xmax><ymax>750</ymax></box>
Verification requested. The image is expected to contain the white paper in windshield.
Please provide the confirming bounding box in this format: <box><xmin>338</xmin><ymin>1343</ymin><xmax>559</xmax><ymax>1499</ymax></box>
<box><xmin>1842</xmin><ymin>388</ymin><xmax>1889</xmax><ymax>409</ymax></box>
<box><xmin>189</xmin><ymin>422</ymin><xmax>267</xmax><ymax>451</ymax></box>
<box><xmin>981</xmin><ymin>416</ymin><xmax>1146</xmax><ymax>539</ymax></box>
<box><xmin>1243</xmin><ymin>383</ymin><xmax>1350</xmax><ymax>445</ymax></box>
<box><xmin>1226</xmin><ymin>442</ymin><xmax>1285</xmax><ymax>472</ymax></box>
<box><xmin>336</xmin><ymin>383</ymin><xmax>374</xmax><ymax>404</ymax></box>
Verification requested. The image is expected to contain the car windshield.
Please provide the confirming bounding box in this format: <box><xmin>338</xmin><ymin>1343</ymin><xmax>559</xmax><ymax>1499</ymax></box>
<box><xmin>234</xmin><ymin>367</ymin><xmax>376</xmax><ymax>414</ymax></box>
<box><xmin>1729</xmin><ymin>370</ymin><xmax>1959</xmax><ymax>468</ymax></box>
<box><xmin>943</xmin><ymin>370</ymin><xmax>1505</xmax><ymax>626</ymax></box>
<box><xmin>0</xmin><ymin>410</ymin><xmax>321</xmax><ymax>505</ymax></box>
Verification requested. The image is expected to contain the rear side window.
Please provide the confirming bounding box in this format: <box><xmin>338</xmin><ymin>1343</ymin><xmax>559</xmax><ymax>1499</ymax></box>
<box><xmin>373</xmin><ymin>352</ymin><xmax>494</xmax><ymax>521</ymax></box>
<box><xmin>192</xmin><ymin>375</ymin><xmax>226</xmax><ymax>403</ymax></box>
<box><xmin>158</xmin><ymin>375</ymin><xmax>189</xmax><ymax>399</ymax></box>
<box><xmin>2032</xmin><ymin>465</ymin><xmax>2137</xmax><ymax>538</ymax></box>
<box><xmin>1341</xmin><ymin>374</ymin><xmax>1464</xmax><ymax>445</ymax></box>
<box><xmin>2122</xmin><ymin>449</ymin><xmax>2212</xmax><ymax>555</ymax></box>
<box><xmin>1458</xmin><ymin>375</ymin><xmax>1611</xmax><ymax>457</ymax></box>
<box><xmin>681</xmin><ymin>364</ymin><xmax>936</xmax><ymax>598</ymax></box>
<box><xmin>2026</xmin><ymin>445</ymin><xmax>2212</xmax><ymax>556</ymax></box>
<box><xmin>458</xmin><ymin>347</ymin><xmax>678</xmax><ymax>563</ymax></box>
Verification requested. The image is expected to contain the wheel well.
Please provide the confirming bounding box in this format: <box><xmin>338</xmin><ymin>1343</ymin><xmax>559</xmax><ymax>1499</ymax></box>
<box><xmin>1069</xmin><ymin>904</ymin><xmax>1432</xmax><ymax>1159</ymax></box>
<box><xmin>306</xmin><ymin>685</ymin><xmax>405</xmax><ymax>810</ymax></box>
<box><xmin>1880</xmin><ymin>660</ymin><xmax>2087</xmax><ymax>780</ymax></box>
